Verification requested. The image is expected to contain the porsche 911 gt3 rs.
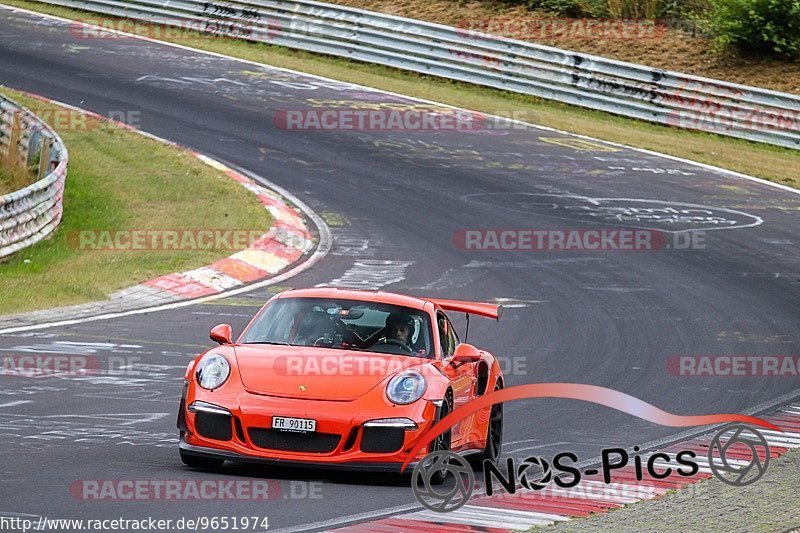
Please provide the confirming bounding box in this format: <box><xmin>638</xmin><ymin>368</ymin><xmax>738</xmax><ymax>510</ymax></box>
<box><xmin>177</xmin><ymin>288</ymin><xmax>504</xmax><ymax>474</ymax></box>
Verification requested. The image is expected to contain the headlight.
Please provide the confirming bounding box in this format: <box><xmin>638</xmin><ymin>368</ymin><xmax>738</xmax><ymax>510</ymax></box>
<box><xmin>196</xmin><ymin>353</ymin><xmax>230</xmax><ymax>390</ymax></box>
<box><xmin>386</xmin><ymin>371</ymin><xmax>426</xmax><ymax>405</ymax></box>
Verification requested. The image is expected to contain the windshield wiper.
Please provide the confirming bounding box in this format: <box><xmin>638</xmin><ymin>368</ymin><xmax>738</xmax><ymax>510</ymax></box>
<box><xmin>247</xmin><ymin>341</ymin><xmax>293</xmax><ymax>346</ymax></box>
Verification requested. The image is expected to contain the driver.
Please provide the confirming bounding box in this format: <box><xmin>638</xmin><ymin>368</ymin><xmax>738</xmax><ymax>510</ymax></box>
<box><xmin>384</xmin><ymin>312</ymin><xmax>415</xmax><ymax>350</ymax></box>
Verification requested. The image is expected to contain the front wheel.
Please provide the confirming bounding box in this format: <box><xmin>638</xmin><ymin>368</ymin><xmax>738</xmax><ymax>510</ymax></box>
<box><xmin>427</xmin><ymin>394</ymin><xmax>453</xmax><ymax>485</ymax></box>
<box><xmin>470</xmin><ymin>382</ymin><xmax>503</xmax><ymax>468</ymax></box>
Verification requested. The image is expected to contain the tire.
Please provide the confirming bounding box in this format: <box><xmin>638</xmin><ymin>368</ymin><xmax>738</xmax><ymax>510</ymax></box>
<box><xmin>470</xmin><ymin>382</ymin><xmax>503</xmax><ymax>469</ymax></box>
<box><xmin>180</xmin><ymin>449</ymin><xmax>224</xmax><ymax>469</ymax></box>
<box><xmin>427</xmin><ymin>393</ymin><xmax>453</xmax><ymax>485</ymax></box>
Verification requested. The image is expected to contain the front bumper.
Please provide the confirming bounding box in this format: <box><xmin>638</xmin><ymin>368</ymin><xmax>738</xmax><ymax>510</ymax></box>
<box><xmin>179</xmin><ymin>436</ymin><xmax>419</xmax><ymax>473</ymax></box>
<box><xmin>178</xmin><ymin>391</ymin><xmax>441</xmax><ymax>467</ymax></box>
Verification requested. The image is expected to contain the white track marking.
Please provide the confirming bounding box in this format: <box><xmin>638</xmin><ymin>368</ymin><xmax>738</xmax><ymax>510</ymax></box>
<box><xmin>463</xmin><ymin>193</ymin><xmax>764</xmax><ymax>233</ymax></box>
<box><xmin>764</xmin><ymin>441</ymin><xmax>800</xmax><ymax>449</ymax></box>
<box><xmin>0</xmin><ymin>400</ymin><xmax>33</xmax><ymax>408</ymax></box>
<box><xmin>321</xmin><ymin>260</ymin><xmax>413</xmax><ymax>289</ymax></box>
<box><xmin>760</xmin><ymin>429</ymin><xmax>800</xmax><ymax>440</ymax></box>
<box><xmin>761</xmin><ymin>436</ymin><xmax>800</xmax><ymax>447</ymax></box>
<box><xmin>407</xmin><ymin>508</ymin><xmax>555</xmax><ymax>529</ymax></box>
<box><xmin>458</xmin><ymin>506</ymin><xmax>568</xmax><ymax>522</ymax></box>
<box><xmin>9</xmin><ymin>341</ymin><xmax>141</xmax><ymax>354</ymax></box>
<box><xmin>268</xmin><ymin>503</ymin><xmax>422</xmax><ymax>533</ymax></box>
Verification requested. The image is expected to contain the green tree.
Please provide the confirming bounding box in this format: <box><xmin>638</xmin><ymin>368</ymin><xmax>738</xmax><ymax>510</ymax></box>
<box><xmin>706</xmin><ymin>0</ymin><xmax>800</xmax><ymax>57</ymax></box>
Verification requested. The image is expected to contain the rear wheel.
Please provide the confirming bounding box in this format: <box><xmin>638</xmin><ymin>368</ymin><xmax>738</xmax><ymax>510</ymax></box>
<box><xmin>470</xmin><ymin>382</ymin><xmax>503</xmax><ymax>468</ymax></box>
<box><xmin>180</xmin><ymin>449</ymin><xmax>224</xmax><ymax>469</ymax></box>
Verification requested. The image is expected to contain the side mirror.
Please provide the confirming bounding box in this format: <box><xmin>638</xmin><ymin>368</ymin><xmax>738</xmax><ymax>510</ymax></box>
<box><xmin>210</xmin><ymin>324</ymin><xmax>233</xmax><ymax>345</ymax></box>
<box><xmin>453</xmin><ymin>343</ymin><xmax>482</xmax><ymax>363</ymax></box>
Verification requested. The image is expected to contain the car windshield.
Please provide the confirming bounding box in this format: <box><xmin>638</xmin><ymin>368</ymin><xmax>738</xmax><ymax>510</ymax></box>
<box><xmin>240</xmin><ymin>297</ymin><xmax>433</xmax><ymax>357</ymax></box>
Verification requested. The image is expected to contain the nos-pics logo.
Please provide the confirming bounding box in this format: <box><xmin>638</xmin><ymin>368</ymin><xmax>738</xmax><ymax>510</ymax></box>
<box><xmin>411</xmin><ymin>423</ymin><xmax>770</xmax><ymax>513</ymax></box>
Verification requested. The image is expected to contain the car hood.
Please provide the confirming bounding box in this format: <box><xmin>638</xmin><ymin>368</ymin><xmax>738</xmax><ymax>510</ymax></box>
<box><xmin>233</xmin><ymin>344</ymin><xmax>427</xmax><ymax>401</ymax></box>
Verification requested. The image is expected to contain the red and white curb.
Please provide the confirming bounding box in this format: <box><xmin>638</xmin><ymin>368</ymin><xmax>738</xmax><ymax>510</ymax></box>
<box><xmin>17</xmin><ymin>91</ymin><xmax>315</xmax><ymax>306</ymax></box>
<box><xmin>340</xmin><ymin>402</ymin><xmax>800</xmax><ymax>532</ymax></box>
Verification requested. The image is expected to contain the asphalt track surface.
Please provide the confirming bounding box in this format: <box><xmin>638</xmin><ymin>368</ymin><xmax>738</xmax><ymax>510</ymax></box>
<box><xmin>1</xmin><ymin>6</ymin><xmax>800</xmax><ymax>531</ymax></box>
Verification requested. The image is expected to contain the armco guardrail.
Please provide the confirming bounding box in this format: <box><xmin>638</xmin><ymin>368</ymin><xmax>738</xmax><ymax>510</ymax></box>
<box><xmin>0</xmin><ymin>94</ymin><xmax>68</xmax><ymax>259</ymax></box>
<box><xmin>40</xmin><ymin>0</ymin><xmax>800</xmax><ymax>149</ymax></box>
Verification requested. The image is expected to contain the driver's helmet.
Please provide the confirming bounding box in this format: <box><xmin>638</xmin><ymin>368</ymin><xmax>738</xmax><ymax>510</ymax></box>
<box><xmin>386</xmin><ymin>312</ymin><xmax>416</xmax><ymax>343</ymax></box>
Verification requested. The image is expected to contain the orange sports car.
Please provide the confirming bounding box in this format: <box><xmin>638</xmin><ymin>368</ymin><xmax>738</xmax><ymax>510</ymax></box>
<box><xmin>177</xmin><ymin>287</ymin><xmax>504</xmax><ymax>474</ymax></box>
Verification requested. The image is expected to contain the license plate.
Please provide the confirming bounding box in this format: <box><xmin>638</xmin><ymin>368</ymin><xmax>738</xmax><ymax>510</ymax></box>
<box><xmin>272</xmin><ymin>416</ymin><xmax>316</xmax><ymax>433</ymax></box>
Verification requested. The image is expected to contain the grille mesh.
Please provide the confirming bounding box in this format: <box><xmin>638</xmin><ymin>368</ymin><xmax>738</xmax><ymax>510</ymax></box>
<box><xmin>248</xmin><ymin>428</ymin><xmax>340</xmax><ymax>453</ymax></box>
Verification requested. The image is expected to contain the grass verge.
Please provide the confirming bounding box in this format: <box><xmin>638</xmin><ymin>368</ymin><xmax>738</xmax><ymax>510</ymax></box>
<box><xmin>2</xmin><ymin>0</ymin><xmax>799</xmax><ymax>189</ymax></box>
<box><xmin>0</xmin><ymin>87</ymin><xmax>272</xmax><ymax>316</ymax></box>
<box><xmin>0</xmin><ymin>159</ymin><xmax>35</xmax><ymax>195</ymax></box>
<box><xmin>541</xmin><ymin>447</ymin><xmax>800</xmax><ymax>532</ymax></box>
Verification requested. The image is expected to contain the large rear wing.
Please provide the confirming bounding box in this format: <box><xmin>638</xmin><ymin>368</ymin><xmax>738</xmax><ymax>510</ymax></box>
<box><xmin>427</xmin><ymin>298</ymin><xmax>502</xmax><ymax>321</ymax></box>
